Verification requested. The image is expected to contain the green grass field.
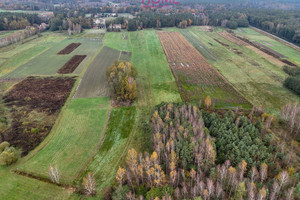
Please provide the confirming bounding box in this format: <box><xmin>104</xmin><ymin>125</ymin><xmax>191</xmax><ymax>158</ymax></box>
<box><xmin>182</xmin><ymin>27</ymin><xmax>300</xmax><ymax>114</ymax></box>
<box><xmin>235</xmin><ymin>28</ymin><xmax>300</xmax><ymax>65</ymax></box>
<box><xmin>0</xmin><ymin>32</ymin><xmax>66</xmax><ymax>77</ymax></box>
<box><xmin>83</xmin><ymin>106</ymin><xmax>136</xmax><ymax>195</ymax></box>
<box><xmin>0</xmin><ymin>171</ymin><xmax>70</xmax><ymax>200</ymax></box>
<box><xmin>3</xmin><ymin>37</ymin><xmax>102</xmax><ymax>78</ymax></box>
<box><xmin>18</xmin><ymin>97</ymin><xmax>110</xmax><ymax>184</ymax></box>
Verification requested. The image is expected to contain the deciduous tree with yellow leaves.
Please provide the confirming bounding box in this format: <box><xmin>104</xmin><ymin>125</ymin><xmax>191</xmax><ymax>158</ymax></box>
<box><xmin>106</xmin><ymin>61</ymin><xmax>137</xmax><ymax>103</ymax></box>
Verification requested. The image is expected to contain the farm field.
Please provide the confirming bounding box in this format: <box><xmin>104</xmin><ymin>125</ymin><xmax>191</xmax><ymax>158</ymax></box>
<box><xmin>74</xmin><ymin>46</ymin><xmax>122</xmax><ymax>98</ymax></box>
<box><xmin>68</xmin><ymin>31</ymin><xmax>182</xmax><ymax>199</ymax></box>
<box><xmin>2</xmin><ymin>76</ymin><xmax>76</xmax><ymax>156</ymax></box>
<box><xmin>0</xmin><ymin>32</ymin><xmax>66</xmax><ymax>77</ymax></box>
<box><xmin>2</xmin><ymin>38</ymin><xmax>102</xmax><ymax>78</ymax></box>
<box><xmin>129</xmin><ymin>30</ymin><xmax>182</xmax><ymax>106</ymax></box>
<box><xmin>82</xmin><ymin>106</ymin><xmax>136</xmax><ymax>196</ymax></box>
<box><xmin>158</xmin><ymin>31</ymin><xmax>250</xmax><ymax>108</ymax></box>
<box><xmin>18</xmin><ymin>97</ymin><xmax>110</xmax><ymax>184</ymax></box>
<box><xmin>181</xmin><ymin>27</ymin><xmax>300</xmax><ymax>114</ymax></box>
<box><xmin>234</xmin><ymin>28</ymin><xmax>300</xmax><ymax>65</ymax></box>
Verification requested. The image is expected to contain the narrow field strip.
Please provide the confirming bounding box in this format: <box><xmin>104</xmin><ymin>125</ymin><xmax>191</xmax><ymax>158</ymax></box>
<box><xmin>57</xmin><ymin>55</ymin><xmax>87</xmax><ymax>74</ymax></box>
<box><xmin>129</xmin><ymin>30</ymin><xmax>182</xmax><ymax>107</ymax></box>
<box><xmin>18</xmin><ymin>97</ymin><xmax>110</xmax><ymax>184</ymax></box>
<box><xmin>157</xmin><ymin>31</ymin><xmax>250</xmax><ymax>108</ymax></box>
<box><xmin>74</xmin><ymin>46</ymin><xmax>123</xmax><ymax>98</ymax></box>
<box><xmin>82</xmin><ymin>106</ymin><xmax>136</xmax><ymax>195</ymax></box>
<box><xmin>58</xmin><ymin>43</ymin><xmax>81</xmax><ymax>55</ymax></box>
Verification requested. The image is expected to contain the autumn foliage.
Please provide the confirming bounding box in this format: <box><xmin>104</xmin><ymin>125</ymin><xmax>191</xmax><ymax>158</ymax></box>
<box><xmin>106</xmin><ymin>61</ymin><xmax>137</xmax><ymax>102</ymax></box>
<box><xmin>113</xmin><ymin>103</ymin><xmax>296</xmax><ymax>199</ymax></box>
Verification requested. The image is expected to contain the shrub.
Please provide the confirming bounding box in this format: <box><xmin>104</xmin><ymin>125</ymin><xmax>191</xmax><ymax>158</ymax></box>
<box><xmin>112</xmin><ymin>185</ymin><xmax>130</xmax><ymax>200</ymax></box>
<box><xmin>283</xmin><ymin>65</ymin><xmax>300</xmax><ymax>76</ymax></box>
<box><xmin>0</xmin><ymin>141</ymin><xmax>10</xmax><ymax>152</ymax></box>
<box><xmin>0</xmin><ymin>146</ymin><xmax>18</xmax><ymax>166</ymax></box>
<box><xmin>284</xmin><ymin>75</ymin><xmax>300</xmax><ymax>95</ymax></box>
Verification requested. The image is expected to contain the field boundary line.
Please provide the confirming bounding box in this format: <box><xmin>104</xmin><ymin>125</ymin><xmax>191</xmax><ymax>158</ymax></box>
<box><xmin>13</xmin><ymin>169</ymin><xmax>79</xmax><ymax>191</ymax></box>
<box><xmin>17</xmin><ymin>44</ymin><xmax>105</xmax><ymax>165</ymax></box>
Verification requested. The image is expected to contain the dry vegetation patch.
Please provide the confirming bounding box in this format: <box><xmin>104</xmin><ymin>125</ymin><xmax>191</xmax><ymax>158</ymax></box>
<box><xmin>57</xmin><ymin>43</ymin><xmax>81</xmax><ymax>55</ymax></box>
<box><xmin>1</xmin><ymin>76</ymin><xmax>76</xmax><ymax>156</ymax></box>
<box><xmin>218</xmin><ymin>32</ymin><xmax>247</xmax><ymax>46</ymax></box>
<box><xmin>57</xmin><ymin>55</ymin><xmax>87</xmax><ymax>74</ymax></box>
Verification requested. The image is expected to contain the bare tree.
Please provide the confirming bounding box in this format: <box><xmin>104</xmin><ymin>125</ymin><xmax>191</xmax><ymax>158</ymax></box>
<box><xmin>49</xmin><ymin>165</ymin><xmax>60</xmax><ymax>184</ymax></box>
<box><xmin>82</xmin><ymin>172</ymin><xmax>96</xmax><ymax>196</ymax></box>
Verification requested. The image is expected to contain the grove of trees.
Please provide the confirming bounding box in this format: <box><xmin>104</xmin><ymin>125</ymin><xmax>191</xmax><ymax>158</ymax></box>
<box><xmin>0</xmin><ymin>12</ymin><xmax>41</xmax><ymax>31</ymax></box>
<box><xmin>106</xmin><ymin>61</ymin><xmax>137</xmax><ymax>103</ymax></box>
<box><xmin>111</xmin><ymin>103</ymin><xmax>297</xmax><ymax>199</ymax></box>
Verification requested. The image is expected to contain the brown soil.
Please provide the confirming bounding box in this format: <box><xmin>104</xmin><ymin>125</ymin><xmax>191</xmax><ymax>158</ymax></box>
<box><xmin>57</xmin><ymin>43</ymin><xmax>81</xmax><ymax>55</ymax></box>
<box><xmin>1</xmin><ymin>76</ymin><xmax>76</xmax><ymax>156</ymax></box>
<box><xmin>218</xmin><ymin>32</ymin><xmax>248</xmax><ymax>46</ymax></box>
<box><xmin>57</xmin><ymin>55</ymin><xmax>86</xmax><ymax>74</ymax></box>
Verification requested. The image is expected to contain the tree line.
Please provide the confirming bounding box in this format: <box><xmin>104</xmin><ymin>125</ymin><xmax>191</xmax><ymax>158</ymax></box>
<box><xmin>0</xmin><ymin>12</ymin><xmax>42</xmax><ymax>31</ymax></box>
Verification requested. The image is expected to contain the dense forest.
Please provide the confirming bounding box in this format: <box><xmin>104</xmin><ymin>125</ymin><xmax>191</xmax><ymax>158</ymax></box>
<box><xmin>0</xmin><ymin>13</ymin><xmax>41</xmax><ymax>31</ymax></box>
<box><xmin>108</xmin><ymin>102</ymin><xmax>299</xmax><ymax>200</ymax></box>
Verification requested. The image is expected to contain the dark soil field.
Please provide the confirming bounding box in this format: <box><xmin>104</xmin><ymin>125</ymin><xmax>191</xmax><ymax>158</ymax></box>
<box><xmin>57</xmin><ymin>43</ymin><xmax>81</xmax><ymax>55</ymax></box>
<box><xmin>1</xmin><ymin>76</ymin><xmax>76</xmax><ymax>156</ymax></box>
<box><xmin>57</xmin><ymin>55</ymin><xmax>87</xmax><ymax>74</ymax></box>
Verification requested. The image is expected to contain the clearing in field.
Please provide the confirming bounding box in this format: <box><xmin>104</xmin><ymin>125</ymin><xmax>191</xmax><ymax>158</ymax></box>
<box><xmin>2</xmin><ymin>76</ymin><xmax>76</xmax><ymax>156</ymax></box>
<box><xmin>74</xmin><ymin>46</ymin><xmax>125</xmax><ymax>98</ymax></box>
<box><xmin>57</xmin><ymin>55</ymin><xmax>86</xmax><ymax>74</ymax></box>
<box><xmin>157</xmin><ymin>31</ymin><xmax>250</xmax><ymax>108</ymax></box>
<box><xmin>19</xmin><ymin>97</ymin><xmax>110</xmax><ymax>184</ymax></box>
<box><xmin>57</xmin><ymin>43</ymin><xmax>81</xmax><ymax>55</ymax></box>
